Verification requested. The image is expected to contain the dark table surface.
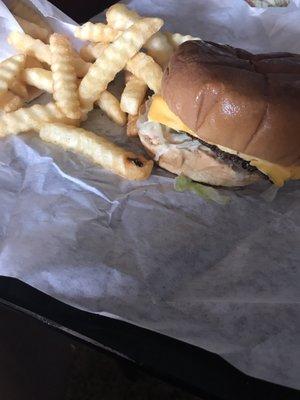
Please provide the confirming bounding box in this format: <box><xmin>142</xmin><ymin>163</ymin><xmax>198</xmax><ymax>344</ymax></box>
<box><xmin>51</xmin><ymin>0</ymin><xmax>116</xmax><ymax>22</ymax></box>
<box><xmin>0</xmin><ymin>278</ymin><xmax>298</xmax><ymax>400</ymax></box>
<box><xmin>0</xmin><ymin>300</ymin><xmax>202</xmax><ymax>400</ymax></box>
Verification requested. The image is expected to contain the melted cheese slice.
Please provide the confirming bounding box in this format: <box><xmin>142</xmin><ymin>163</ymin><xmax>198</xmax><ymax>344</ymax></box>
<box><xmin>149</xmin><ymin>95</ymin><xmax>300</xmax><ymax>186</ymax></box>
<box><xmin>148</xmin><ymin>95</ymin><xmax>194</xmax><ymax>135</ymax></box>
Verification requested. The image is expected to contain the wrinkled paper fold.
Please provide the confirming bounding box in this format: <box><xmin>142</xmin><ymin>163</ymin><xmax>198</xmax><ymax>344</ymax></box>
<box><xmin>0</xmin><ymin>0</ymin><xmax>299</xmax><ymax>389</ymax></box>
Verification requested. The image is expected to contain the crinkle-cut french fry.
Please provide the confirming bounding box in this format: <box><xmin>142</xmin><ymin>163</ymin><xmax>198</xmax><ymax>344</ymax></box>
<box><xmin>106</xmin><ymin>4</ymin><xmax>173</xmax><ymax>67</ymax></box>
<box><xmin>0</xmin><ymin>102</ymin><xmax>78</xmax><ymax>137</ymax></box>
<box><xmin>8</xmin><ymin>0</ymin><xmax>52</xmax><ymax>32</ymax></box>
<box><xmin>144</xmin><ymin>33</ymin><xmax>173</xmax><ymax>67</ymax></box>
<box><xmin>40</xmin><ymin>123</ymin><xmax>153</xmax><ymax>180</ymax></box>
<box><xmin>126</xmin><ymin>52</ymin><xmax>163</xmax><ymax>93</ymax></box>
<box><xmin>15</xmin><ymin>15</ymin><xmax>50</xmax><ymax>42</ymax></box>
<box><xmin>165</xmin><ymin>32</ymin><xmax>200</xmax><ymax>48</ymax></box>
<box><xmin>126</xmin><ymin>113</ymin><xmax>139</xmax><ymax>137</ymax></box>
<box><xmin>97</xmin><ymin>90</ymin><xmax>126</xmax><ymax>126</ymax></box>
<box><xmin>71</xmin><ymin>49</ymin><xmax>91</xmax><ymax>78</ymax></box>
<box><xmin>22</xmin><ymin>68</ymin><xmax>82</xmax><ymax>99</ymax></box>
<box><xmin>22</xmin><ymin>66</ymin><xmax>125</xmax><ymax>123</ymax></box>
<box><xmin>8</xmin><ymin>32</ymin><xmax>91</xmax><ymax>78</ymax></box>
<box><xmin>80</xmin><ymin>43</ymin><xmax>107</xmax><ymax>62</ymax></box>
<box><xmin>106</xmin><ymin>3</ymin><xmax>140</xmax><ymax>30</ymax></box>
<box><xmin>25</xmin><ymin>55</ymin><xmax>43</xmax><ymax>68</ymax></box>
<box><xmin>9</xmin><ymin>80</ymin><xmax>28</xmax><ymax>98</ymax></box>
<box><xmin>8</xmin><ymin>31</ymin><xmax>52</xmax><ymax>64</ymax></box>
<box><xmin>21</xmin><ymin>68</ymin><xmax>53</xmax><ymax>93</ymax></box>
<box><xmin>0</xmin><ymin>54</ymin><xmax>25</xmax><ymax>96</ymax></box>
<box><xmin>120</xmin><ymin>74</ymin><xmax>147</xmax><ymax>115</ymax></box>
<box><xmin>0</xmin><ymin>91</ymin><xmax>23</xmax><ymax>112</ymax></box>
<box><xmin>75</xmin><ymin>22</ymin><xmax>120</xmax><ymax>43</ymax></box>
<box><xmin>50</xmin><ymin>34</ymin><xmax>81</xmax><ymax>120</ymax></box>
<box><xmin>79</xmin><ymin>17</ymin><xmax>163</xmax><ymax>112</ymax></box>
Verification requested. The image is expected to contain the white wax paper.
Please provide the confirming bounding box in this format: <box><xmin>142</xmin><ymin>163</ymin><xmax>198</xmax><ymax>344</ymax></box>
<box><xmin>0</xmin><ymin>0</ymin><xmax>300</xmax><ymax>389</ymax></box>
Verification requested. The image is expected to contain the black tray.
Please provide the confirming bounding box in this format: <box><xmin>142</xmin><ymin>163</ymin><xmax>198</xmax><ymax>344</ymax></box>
<box><xmin>0</xmin><ymin>276</ymin><xmax>298</xmax><ymax>400</ymax></box>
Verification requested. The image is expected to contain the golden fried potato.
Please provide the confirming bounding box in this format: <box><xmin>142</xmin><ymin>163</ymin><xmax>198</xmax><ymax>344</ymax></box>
<box><xmin>75</xmin><ymin>22</ymin><xmax>120</xmax><ymax>43</ymax></box>
<box><xmin>21</xmin><ymin>68</ymin><xmax>53</xmax><ymax>93</ymax></box>
<box><xmin>106</xmin><ymin>4</ymin><xmax>173</xmax><ymax>66</ymax></box>
<box><xmin>0</xmin><ymin>91</ymin><xmax>23</xmax><ymax>112</ymax></box>
<box><xmin>80</xmin><ymin>43</ymin><xmax>107</xmax><ymax>62</ymax></box>
<box><xmin>0</xmin><ymin>54</ymin><xmax>25</xmax><ymax>96</ymax></box>
<box><xmin>165</xmin><ymin>32</ymin><xmax>200</xmax><ymax>48</ymax></box>
<box><xmin>144</xmin><ymin>33</ymin><xmax>173</xmax><ymax>67</ymax></box>
<box><xmin>79</xmin><ymin>17</ymin><xmax>163</xmax><ymax>112</ymax></box>
<box><xmin>50</xmin><ymin>33</ymin><xmax>81</xmax><ymax>120</ymax></box>
<box><xmin>40</xmin><ymin>123</ymin><xmax>153</xmax><ymax>180</ymax></box>
<box><xmin>126</xmin><ymin>113</ymin><xmax>139</xmax><ymax>137</ymax></box>
<box><xmin>0</xmin><ymin>102</ymin><xmax>78</xmax><ymax>137</ymax></box>
<box><xmin>97</xmin><ymin>91</ymin><xmax>126</xmax><ymax>126</ymax></box>
<box><xmin>8</xmin><ymin>32</ymin><xmax>90</xmax><ymax>78</ymax></box>
<box><xmin>120</xmin><ymin>73</ymin><xmax>147</xmax><ymax>115</ymax></box>
<box><xmin>126</xmin><ymin>52</ymin><xmax>163</xmax><ymax>93</ymax></box>
<box><xmin>106</xmin><ymin>4</ymin><xmax>140</xmax><ymax>30</ymax></box>
<box><xmin>9</xmin><ymin>80</ymin><xmax>28</xmax><ymax>98</ymax></box>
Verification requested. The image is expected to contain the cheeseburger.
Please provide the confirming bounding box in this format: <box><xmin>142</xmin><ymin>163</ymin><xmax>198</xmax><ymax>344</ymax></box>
<box><xmin>137</xmin><ymin>40</ymin><xmax>300</xmax><ymax>186</ymax></box>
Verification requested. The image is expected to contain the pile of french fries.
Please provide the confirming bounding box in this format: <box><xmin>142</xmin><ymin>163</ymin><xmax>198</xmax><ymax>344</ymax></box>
<box><xmin>0</xmin><ymin>1</ymin><xmax>198</xmax><ymax>180</ymax></box>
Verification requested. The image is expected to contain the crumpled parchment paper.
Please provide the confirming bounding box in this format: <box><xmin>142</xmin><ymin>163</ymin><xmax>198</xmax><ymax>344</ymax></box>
<box><xmin>0</xmin><ymin>0</ymin><xmax>299</xmax><ymax>389</ymax></box>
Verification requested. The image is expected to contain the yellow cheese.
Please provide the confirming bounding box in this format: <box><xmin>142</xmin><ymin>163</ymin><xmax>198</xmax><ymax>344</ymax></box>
<box><xmin>251</xmin><ymin>160</ymin><xmax>300</xmax><ymax>187</ymax></box>
<box><xmin>218</xmin><ymin>145</ymin><xmax>300</xmax><ymax>187</ymax></box>
<box><xmin>148</xmin><ymin>95</ymin><xmax>300</xmax><ymax>186</ymax></box>
<box><xmin>148</xmin><ymin>95</ymin><xmax>194</xmax><ymax>134</ymax></box>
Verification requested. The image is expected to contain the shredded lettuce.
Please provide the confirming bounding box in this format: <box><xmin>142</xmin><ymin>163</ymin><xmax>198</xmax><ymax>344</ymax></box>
<box><xmin>174</xmin><ymin>175</ymin><xmax>230</xmax><ymax>205</ymax></box>
<box><xmin>137</xmin><ymin>109</ymin><xmax>213</xmax><ymax>161</ymax></box>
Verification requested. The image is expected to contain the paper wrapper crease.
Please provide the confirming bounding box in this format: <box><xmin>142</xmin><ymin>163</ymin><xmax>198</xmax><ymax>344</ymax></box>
<box><xmin>0</xmin><ymin>0</ymin><xmax>299</xmax><ymax>389</ymax></box>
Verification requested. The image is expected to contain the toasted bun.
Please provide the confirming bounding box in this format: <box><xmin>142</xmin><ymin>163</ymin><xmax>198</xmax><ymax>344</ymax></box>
<box><xmin>138</xmin><ymin>124</ymin><xmax>260</xmax><ymax>186</ymax></box>
<box><xmin>161</xmin><ymin>41</ymin><xmax>300</xmax><ymax>168</ymax></box>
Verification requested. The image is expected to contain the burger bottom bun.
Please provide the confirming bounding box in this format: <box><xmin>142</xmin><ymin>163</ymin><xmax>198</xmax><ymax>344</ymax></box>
<box><xmin>139</xmin><ymin>130</ymin><xmax>261</xmax><ymax>187</ymax></box>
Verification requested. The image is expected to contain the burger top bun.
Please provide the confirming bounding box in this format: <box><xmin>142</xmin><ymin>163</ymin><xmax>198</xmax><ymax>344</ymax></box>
<box><xmin>161</xmin><ymin>41</ymin><xmax>300</xmax><ymax>168</ymax></box>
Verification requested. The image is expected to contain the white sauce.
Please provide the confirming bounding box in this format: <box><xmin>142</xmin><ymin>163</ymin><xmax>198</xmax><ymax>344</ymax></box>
<box><xmin>137</xmin><ymin>106</ymin><xmax>213</xmax><ymax>161</ymax></box>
